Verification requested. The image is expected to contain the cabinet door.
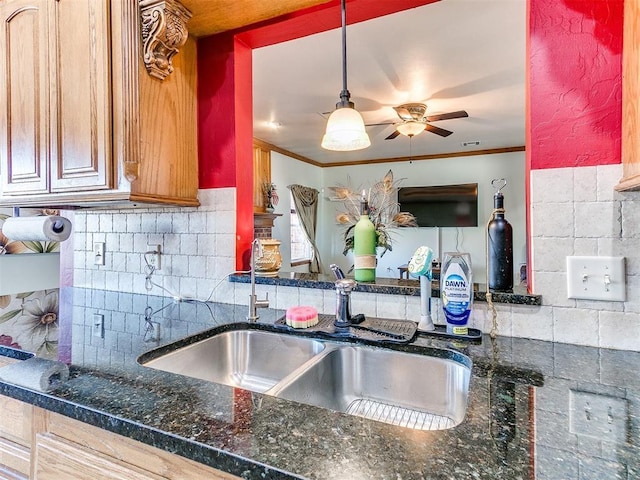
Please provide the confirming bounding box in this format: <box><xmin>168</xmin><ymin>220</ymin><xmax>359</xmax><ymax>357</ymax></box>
<box><xmin>0</xmin><ymin>0</ymin><xmax>50</xmax><ymax>195</ymax></box>
<box><xmin>33</xmin><ymin>433</ymin><xmax>164</xmax><ymax>480</ymax></box>
<box><xmin>49</xmin><ymin>0</ymin><xmax>112</xmax><ymax>193</ymax></box>
<box><xmin>0</xmin><ymin>397</ymin><xmax>32</xmax><ymax>479</ymax></box>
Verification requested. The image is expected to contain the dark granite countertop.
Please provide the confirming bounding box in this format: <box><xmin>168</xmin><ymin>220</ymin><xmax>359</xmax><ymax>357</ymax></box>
<box><xmin>229</xmin><ymin>272</ymin><xmax>542</xmax><ymax>305</ymax></box>
<box><xmin>0</xmin><ymin>287</ymin><xmax>637</xmax><ymax>479</ymax></box>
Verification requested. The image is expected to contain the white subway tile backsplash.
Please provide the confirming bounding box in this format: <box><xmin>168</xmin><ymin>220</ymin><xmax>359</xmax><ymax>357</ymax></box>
<box><xmin>599</xmin><ymin>311</ymin><xmax>640</xmax><ymax>350</ymax></box>
<box><xmin>156</xmin><ymin>213</ymin><xmax>173</xmax><ymax>233</ymax></box>
<box><xmin>534</xmin><ymin>271</ymin><xmax>575</xmax><ymax>308</ymax></box>
<box><xmin>531</xmin><ymin>167</ymin><xmax>574</xmax><ymax>204</ymax></box>
<box><xmin>86</xmin><ymin>214</ymin><xmax>100</xmax><ymax>232</ymax></box>
<box><xmin>188</xmin><ymin>256</ymin><xmax>207</xmax><ymax>278</ymax></box>
<box><xmin>172</xmin><ymin>212</ymin><xmax>189</xmax><ymax>233</ymax></box>
<box><xmin>351</xmin><ymin>292</ymin><xmax>377</xmax><ymax>318</ymax></box>
<box><xmin>141</xmin><ymin>213</ymin><xmax>157</xmax><ymax>233</ymax></box>
<box><xmin>621</xmin><ymin>201</ymin><xmax>640</xmax><ymax>238</ymax></box>
<box><xmin>180</xmin><ymin>234</ymin><xmax>198</xmax><ymax>255</ymax></box>
<box><xmin>573</xmin><ymin>167</ymin><xmax>597</xmax><ymax>202</ymax></box>
<box><xmin>511</xmin><ymin>305</ymin><xmax>553</xmax><ymax>341</ymax></box>
<box><xmin>188</xmin><ymin>212</ymin><xmax>206</xmax><ymax>232</ymax></box>
<box><xmin>573</xmin><ymin>238</ymin><xmax>598</xmax><ymax>256</ymax></box>
<box><xmin>299</xmin><ymin>288</ymin><xmax>326</xmax><ymax>312</ymax></box>
<box><xmin>553</xmin><ymin>307</ymin><xmax>598</xmax><ymax>346</ymax></box>
<box><xmin>214</xmin><ymin>211</ymin><xmax>235</xmax><ymax>234</ymax></box>
<box><xmin>376</xmin><ymin>294</ymin><xmax>406</xmax><ymax>320</ymax></box>
<box><xmin>197</xmin><ymin>234</ymin><xmax>211</xmax><ymax>256</ymax></box>
<box><xmin>126</xmin><ymin>214</ymin><xmax>142</xmax><ymax>233</ymax></box>
<box><xmin>532</xmin><ymin>237</ymin><xmax>573</xmax><ymax>272</ymax></box>
<box><xmin>215</xmin><ymin>234</ymin><xmax>236</xmax><ymax>257</ymax></box>
<box><xmin>275</xmin><ymin>286</ymin><xmax>300</xmax><ymax>310</ymax></box>
<box><xmin>119</xmin><ymin>233</ymin><xmax>134</xmax><ymax>252</ymax></box>
<box><xmin>574</xmin><ymin>201</ymin><xmax>621</xmax><ymax>238</ymax></box>
<box><xmin>69</xmin><ymin>175</ymin><xmax>640</xmax><ymax>351</ymax></box>
<box><xmin>624</xmin><ymin>275</ymin><xmax>640</xmax><ymax>314</ymax></box>
<box><xmin>531</xmin><ymin>203</ymin><xmax>575</xmax><ymax>238</ymax></box>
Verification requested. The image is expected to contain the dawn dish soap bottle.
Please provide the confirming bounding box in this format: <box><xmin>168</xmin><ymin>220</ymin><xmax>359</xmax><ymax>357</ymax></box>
<box><xmin>441</xmin><ymin>252</ymin><xmax>473</xmax><ymax>335</ymax></box>
<box><xmin>353</xmin><ymin>192</ymin><xmax>377</xmax><ymax>282</ymax></box>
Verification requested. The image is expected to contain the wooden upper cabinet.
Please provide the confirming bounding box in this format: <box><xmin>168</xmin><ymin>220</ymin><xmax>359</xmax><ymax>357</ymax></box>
<box><xmin>253</xmin><ymin>140</ymin><xmax>271</xmax><ymax>213</ymax></box>
<box><xmin>0</xmin><ymin>0</ymin><xmax>199</xmax><ymax>207</ymax></box>
<box><xmin>0</xmin><ymin>0</ymin><xmax>50</xmax><ymax>196</ymax></box>
<box><xmin>618</xmin><ymin>0</ymin><xmax>640</xmax><ymax>191</ymax></box>
<box><xmin>49</xmin><ymin>0</ymin><xmax>112</xmax><ymax>193</ymax></box>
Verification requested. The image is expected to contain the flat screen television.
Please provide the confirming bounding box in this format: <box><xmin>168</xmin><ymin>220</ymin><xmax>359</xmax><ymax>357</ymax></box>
<box><xmin>398</xmin><ymin>183</ymin><xmax>478</xmax><ymax>227</ymax></box>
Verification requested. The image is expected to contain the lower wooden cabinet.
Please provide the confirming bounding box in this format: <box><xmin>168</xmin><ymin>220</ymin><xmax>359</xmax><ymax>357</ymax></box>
<box><xmin>0</xmin><ymin>395</ymin><xmax>240</xmax><ymax>480</ymax></box>
<box><xmin>0</xmin><ymin>397</ymin><xmax>32</xmax><ymax>479</ymax></box>
<box><xmin>33</xmin><ymin>434</ymin><xmax>163</xmax><ymax>480</ymax></box>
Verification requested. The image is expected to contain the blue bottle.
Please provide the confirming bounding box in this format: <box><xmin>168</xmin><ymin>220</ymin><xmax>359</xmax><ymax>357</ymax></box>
<box><xmin>441</xmin><ymin>252</ymin><xmax>473</xmax><ymax>335</ymax></box>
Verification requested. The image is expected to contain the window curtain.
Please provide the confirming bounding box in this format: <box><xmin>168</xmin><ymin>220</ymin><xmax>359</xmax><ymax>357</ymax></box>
<box><xmin>288</xmin><ymin>184</ymin><xmax>323</xmax><ymax>274</ymax></box>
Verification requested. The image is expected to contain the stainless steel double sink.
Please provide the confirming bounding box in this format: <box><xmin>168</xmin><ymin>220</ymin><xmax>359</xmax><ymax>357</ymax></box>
<box><xmin>139</xmin><ymin>329</ymin><xmax>471</xmax><ymax>431</ymax></box>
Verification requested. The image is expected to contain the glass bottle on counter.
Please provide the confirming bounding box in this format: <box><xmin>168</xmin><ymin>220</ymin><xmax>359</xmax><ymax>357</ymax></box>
<box><xmin>487</xmin><ymin>179</ymin><xmax>513</xmax><ymax>292</ymax></box>
<box><xmin>353</xmin><ymin>192</ymin><xmax>376</xmax><ymax>282</ymax></box>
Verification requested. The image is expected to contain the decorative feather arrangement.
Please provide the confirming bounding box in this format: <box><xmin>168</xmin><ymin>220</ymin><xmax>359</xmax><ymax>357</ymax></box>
<box><xmin>329</xmin><ymin>170</ymin><xmax>417</xmax><ymax>257</ymax></box>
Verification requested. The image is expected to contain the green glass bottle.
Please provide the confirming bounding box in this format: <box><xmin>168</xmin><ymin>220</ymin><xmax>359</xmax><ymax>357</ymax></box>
<box><xmin>354</xmin><ymin>194</ymin><xmax>376</xmax><ymax>282</ymax></box>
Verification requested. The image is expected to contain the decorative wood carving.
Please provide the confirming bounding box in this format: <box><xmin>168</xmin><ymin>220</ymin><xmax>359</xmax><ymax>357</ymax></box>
<box><xmin>139</xmin><ymin>0</ymin><xmax>192</xmax><ymax>80</ymax></box>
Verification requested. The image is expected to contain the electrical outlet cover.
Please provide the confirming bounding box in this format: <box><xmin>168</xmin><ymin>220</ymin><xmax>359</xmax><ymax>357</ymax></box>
<box><xmin>569</xmin><ymin>390</ymin><xmax>628</xmax><ymax>443</ymax></box>
<box><xmin>93</xmin><ymin>313</ymin><xmax>104</xmax><ymax>338</ymax></box>
<box><xmin>566</xmin><ymin>256</ymin><xmax>625</xmax><ymax>301</ymax></box>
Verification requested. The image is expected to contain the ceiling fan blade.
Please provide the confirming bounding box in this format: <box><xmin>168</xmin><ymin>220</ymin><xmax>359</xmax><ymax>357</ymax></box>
<box><xmin>385</xmin><ymin>130</ymin><xmax>401</xmax><ymax>140</ymax></box>
<box><xmin>425</xmin><ymin>110</ymin><xmax>469</xmax><ymax>122</ymax></box>
<box><xmin>425</xmin><ymin>123</ymin><xmax>453</xmax><ymax>137</ymax></box>
<box><xmin>365</xmin><ymin>121</ymin><xmax>395</xmax><ymax>127</ymax></box>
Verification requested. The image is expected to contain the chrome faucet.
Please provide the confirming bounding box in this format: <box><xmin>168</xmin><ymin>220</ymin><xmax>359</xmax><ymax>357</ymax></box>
<box><xmin>248</xmin><ymin>239</ymin><xmax>269</xmax><ymax>321</ymax></box>
<box><xmin>330</xmin><ymin>264</ymin><xmax>356</xmax><ymax>327</ymax></box>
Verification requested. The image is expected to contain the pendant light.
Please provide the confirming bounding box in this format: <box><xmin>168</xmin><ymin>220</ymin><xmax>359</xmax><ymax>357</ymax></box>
<box><xmin>321</xmin><ymin>0</ymin><xmax>371</xmax><ymax>151</ymax></box>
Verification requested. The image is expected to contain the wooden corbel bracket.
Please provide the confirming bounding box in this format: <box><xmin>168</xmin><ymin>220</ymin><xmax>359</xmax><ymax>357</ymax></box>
<box><xmin>139</xmin><ymin>0</ymin><xmax>192</xmax><ymax>80</ymax></box>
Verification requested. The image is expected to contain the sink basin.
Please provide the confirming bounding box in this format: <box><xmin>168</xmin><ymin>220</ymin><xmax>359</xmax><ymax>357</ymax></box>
<box><xmin>141</xmin><ymin>330</ymin><xmax>325</xmax><ymax>393</ymax></box>
<box><xmin>140</xmin><ymin>327</ymin><xmax>471</xmax><ymax>431</ymax></box>
<box><xmin>271</xmin><ymin>345</ymin><xmax>471</xmax><ymax>430</ymax></box>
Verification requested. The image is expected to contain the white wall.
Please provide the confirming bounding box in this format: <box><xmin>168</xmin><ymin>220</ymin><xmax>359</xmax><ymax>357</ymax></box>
<box><xmin>318</xmin><ymin>151</ymin><xmax>526</xmax><ymax>281</ymax></box>
<box><xmin>270</xmin><ymin>152</ymin><xmax>323</xmax><ymax>272</ymax></box>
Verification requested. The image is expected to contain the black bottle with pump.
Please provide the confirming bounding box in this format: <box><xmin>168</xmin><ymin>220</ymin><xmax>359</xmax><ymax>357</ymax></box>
<box><xmin>487</xmin><ymin>179</ymin><xmax>513</xmax><ymax>292</ymax></box>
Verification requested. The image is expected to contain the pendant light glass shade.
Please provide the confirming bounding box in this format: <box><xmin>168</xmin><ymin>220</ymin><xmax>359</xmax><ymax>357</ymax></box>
<box><xmin>396</xmin><ymin>121</ymin><xmax>427</xmax><ymax>137</ymax></box>
<box><xmin>321</xmin><ymin>0</ymin><xmax>371</xmax><ymax>151</ymax></box>
<box><xmin>321</xmin><ymin>106</ymin><xmax>371</xmax><ymax>151</ymax></box>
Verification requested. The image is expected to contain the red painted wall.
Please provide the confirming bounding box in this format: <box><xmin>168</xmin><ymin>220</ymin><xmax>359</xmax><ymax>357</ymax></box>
<box><xmin>198</xmin><ymin>33</ymin><xmax>253</xmax><ymax>268</ymax></box>
<box><xmin>197</xmin><ymin>0</ymin><xmax>626</xmax><ymax>268</ymax></box>
<box><xmin>528</xmin><ymin>0</ymin><xmax>623</xmax><ymax>170</ymax></box>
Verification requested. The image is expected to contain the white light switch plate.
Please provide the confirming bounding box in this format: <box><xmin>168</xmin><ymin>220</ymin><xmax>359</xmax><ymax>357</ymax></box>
<box><xmin>566</xmin><ymin>256</ymin><xmax>625</xmax><ymax>301</ymax></box>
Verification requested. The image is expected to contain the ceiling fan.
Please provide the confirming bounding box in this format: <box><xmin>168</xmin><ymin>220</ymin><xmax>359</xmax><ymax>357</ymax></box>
<box><xmin>372</xmin><ymin>103</ymin><xmax>469</xmax><ymax>140</ymax></box>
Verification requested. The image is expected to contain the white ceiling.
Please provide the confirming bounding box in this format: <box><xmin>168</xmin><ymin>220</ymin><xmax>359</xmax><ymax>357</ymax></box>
<box><xmin>252</xmin><ymin>0</ymin><xmax>526</xmax><ymax>165</ymax></box>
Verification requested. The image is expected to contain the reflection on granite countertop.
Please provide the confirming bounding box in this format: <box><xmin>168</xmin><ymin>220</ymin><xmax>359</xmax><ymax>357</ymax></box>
<box><xmin>229</xmin><ymin>272</ymin><xmax>542</xmax><ymax>305</ymax></box>
<box><xmin>0</xmin><ymin>287</ymin><xmax>637</xmax><ymax>479</ymax></box>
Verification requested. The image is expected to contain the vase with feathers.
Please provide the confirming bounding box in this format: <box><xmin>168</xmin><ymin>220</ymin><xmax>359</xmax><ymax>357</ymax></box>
<box><xmin>329</xmin><ymin>170</ymin><xmax>417</xmax><ymax>262</ymax></box>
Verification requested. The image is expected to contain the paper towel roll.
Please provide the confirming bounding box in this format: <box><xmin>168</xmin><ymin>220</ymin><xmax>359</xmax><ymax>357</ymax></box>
<box><xmin>0</xmin><ymin>357</ymin><xmax>70</xmax><ymax>392</ymax></box>
<box><xmin>2</xmin><ymin>215</ymin><xmax>72</xmax><ymax>242</ymax></box>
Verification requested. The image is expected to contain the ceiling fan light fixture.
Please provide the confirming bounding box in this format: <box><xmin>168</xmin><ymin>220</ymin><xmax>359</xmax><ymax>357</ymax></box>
<box><xmin>321</xmin><ymin>0</ymin><xmax>370</xmax><ymax>152</ymax></box>
<box><xmin>321</xmin><ymin>105</ymin><xmax>371</xmax><ymax>151</ymax></box>
<box><xmin>396</xmin><ymin>121</ymin><xmax>427</xmax><ymax>137</ymax></box>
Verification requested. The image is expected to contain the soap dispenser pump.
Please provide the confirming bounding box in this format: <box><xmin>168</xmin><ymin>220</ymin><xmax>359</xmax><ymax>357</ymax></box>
<box><xmin>408</xmin><ymin>246</ymin><xmax>435</xmax><ymax>332</ymax></box>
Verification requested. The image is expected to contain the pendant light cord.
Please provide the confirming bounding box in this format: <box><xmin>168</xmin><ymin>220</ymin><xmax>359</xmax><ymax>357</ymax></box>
<box><xmin>338</xmin><ymin>0</ymin><xmax>352</xmax><ymax>107</ymax></box>
<box><xmin>341</xmin><ymin>0</ymin><xmax>347</xmax><ymax>93</ymax></box>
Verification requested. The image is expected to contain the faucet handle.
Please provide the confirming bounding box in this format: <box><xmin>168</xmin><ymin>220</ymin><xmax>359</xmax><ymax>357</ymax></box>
<box><xmin>329</xmin><ymin>264</ymin><xmax>345</xmax><ymax>279</ymax></box>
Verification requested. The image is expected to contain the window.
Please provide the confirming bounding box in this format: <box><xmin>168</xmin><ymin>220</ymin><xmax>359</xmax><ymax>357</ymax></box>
<box><xmin>290</xmin><ymin>193</ymin><xmax>312</xmax><ymax>265</ymax></box>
